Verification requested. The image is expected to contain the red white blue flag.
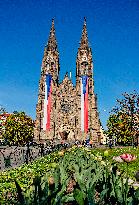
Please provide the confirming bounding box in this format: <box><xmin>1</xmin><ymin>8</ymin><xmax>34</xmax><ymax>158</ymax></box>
<box><xmin>81</xmin><ymin>76</ymin><xmax>88</xmax><ymax>133</ymax></box>
<box><xmin>43</xmin><ymin>74</ymin><xmax>52</xmax><ymax>131</ymax></box>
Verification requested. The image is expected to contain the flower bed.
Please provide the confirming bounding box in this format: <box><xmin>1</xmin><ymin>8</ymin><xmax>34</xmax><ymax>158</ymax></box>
<box><xmin>91</xmin><ymin>146</ymin><xmax>139</xmax><ymax>180</ymax></box>
<box><xmin>0</xmin><ymin>150</ymin><xmax>62</xmax><ymax>204</ymax></box>
<box><xmin>0</xmin><ymin>146</ymin><xmax>139</xmax><ymax>204</ymax></box>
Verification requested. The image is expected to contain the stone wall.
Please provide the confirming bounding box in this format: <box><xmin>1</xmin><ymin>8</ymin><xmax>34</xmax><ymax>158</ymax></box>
<box><xmin>0</xmin><ymin>146</ymin><xmax>42</xmax><ymax>171</ymax></box>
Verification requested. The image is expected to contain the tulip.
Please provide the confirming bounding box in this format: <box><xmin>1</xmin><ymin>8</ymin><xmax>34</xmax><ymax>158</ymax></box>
<box><xmin>104</xmin><ymin>150</ymin><xmax>109</xmax><ymax>157</ymax></box>
<box><xmin>101</xmin><ymin>161</ymin><xmax>106</xmax><ymax>166</ymax></box>
<box><xmin>58</xmin><ymin>151</ymin><xmax>64</xmax><ymax>156</ymax></box>
<box><xmin>120</xmin><ymin>153</ymin><xmax>136</xmax><ymax>163</ymax></box>
<box><xmin>132</xmin><ymin>182</ymin><xmax>139</xmax><ymax>190</ymax></box>
<box><xmin>120</xmin><ymin>152</ymin><xmax>137</xmax><ymax>202</ymax></box>
<box><xmin>66</xmin><ymin>179</ymin><xmax>76</xmax><ymax>193</ymax></box>
<box><xmin>97</xmin><ymin>156</ymin><xmax>102</xmax><ymax>161</ymax></box>
<box><xmin>48</xmin><ymin>176</ymin><xmax>54</xmax><ymax>185</ymax></box>
<box><xmin>113</xmin><ymin>156</ymin><xmax>123</xmax><ymax>163</ymax></box>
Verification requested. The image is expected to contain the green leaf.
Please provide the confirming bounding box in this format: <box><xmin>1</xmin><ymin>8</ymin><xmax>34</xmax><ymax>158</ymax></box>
<box><xmin>74</xmin><ymin>188</ymin><xmax>85</xmax><ymax>205</ymax></box>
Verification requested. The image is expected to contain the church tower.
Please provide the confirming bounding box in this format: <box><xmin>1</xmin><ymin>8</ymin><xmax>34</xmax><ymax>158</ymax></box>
<box><xmin>41</xmin><ymin>19</ymin><xmax>59</xmax><ymax>84</ymax></box>
<box><xmin>35</xmin><ymin>19</ymin><xmax>59</xmax><ymax>141</ymax></box>
<box><xmin>76</xmin><ymin>18</ymin><xmax>101</xmax><ymax>143</ymax></box>
<box><xmin>35</xmin><ymin>18</ymin><xmax>102</xmax><ymax>144</ymax></box>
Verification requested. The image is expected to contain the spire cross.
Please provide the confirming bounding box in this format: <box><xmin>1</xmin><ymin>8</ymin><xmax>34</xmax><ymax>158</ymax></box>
<box><xmin>80</xmin><ymin>17</ymin><xmax>89</xmax><ymax>49</ymax></box>
<box><xmin>47</xmin><ymin>19</ymin><xmax>57</xmax><ymax>51</ymax></box>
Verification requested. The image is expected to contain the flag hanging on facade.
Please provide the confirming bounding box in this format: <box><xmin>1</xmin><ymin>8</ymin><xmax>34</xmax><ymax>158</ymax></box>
<box><xmin>43</xmin><ymin>74</ymin><xmax>52</xmax><ymax>131</ymax></box>
<box><xmin>81</xmin><ymin>76</ymin><xmax>88</xmax><ymax>133</ymax></box>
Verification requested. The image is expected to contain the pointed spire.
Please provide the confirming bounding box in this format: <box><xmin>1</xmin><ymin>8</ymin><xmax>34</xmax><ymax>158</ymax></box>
<box><xmin>80</xmin><ymin>17</ymin><xmax>89</xmax><ymax>49</ymax></box>
<box><xmin>65</xmin><ymin>71</ymin><xmax>68</xmax><ymax>77</ymax></box>
<box><xmin>70</xmin><ymin>71</ymin><xmax>72</xmax><ymax>79</ymax></box>
<box><xmin>47</xmin><ymin>19</ymin><xmax>57</xmax><ymax>51</ymax></box>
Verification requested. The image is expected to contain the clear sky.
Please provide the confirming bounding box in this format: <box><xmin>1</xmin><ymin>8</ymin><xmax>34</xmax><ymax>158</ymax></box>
<box><xmin>0</xmin><ymin>0</ymin><xmax>139</xmax><ymax>129</ymax></box>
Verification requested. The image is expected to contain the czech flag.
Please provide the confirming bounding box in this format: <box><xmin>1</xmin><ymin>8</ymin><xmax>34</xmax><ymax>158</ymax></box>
<box><xmin>81</xmin><ymin>76</ymin><xmax>88</xmax><ymax>133</ymax></box>
<box><xmin>43</xmin><ymin>74</ymin><xmax>52</xmax><ymax>131</ymax></box>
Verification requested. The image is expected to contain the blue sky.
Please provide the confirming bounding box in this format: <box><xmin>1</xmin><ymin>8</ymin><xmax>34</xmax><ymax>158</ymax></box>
<box><xmin>0</xmin><ymin>0</ymin><xmax>139</xmax><ymax>128</ymax></box>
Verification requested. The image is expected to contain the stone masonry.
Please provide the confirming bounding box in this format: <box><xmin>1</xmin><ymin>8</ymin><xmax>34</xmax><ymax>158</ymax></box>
<box><xmin>34</xmin><ymin>18</ymin><xmax>102</xmax><ymax>144</ymax></box>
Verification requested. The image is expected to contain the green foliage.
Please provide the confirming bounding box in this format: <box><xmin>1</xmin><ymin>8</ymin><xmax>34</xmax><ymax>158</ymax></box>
<box><xmin>0</xmin><ymin>105</ymin><xmax>6</xmax><ymax>114</ymax></box>
<box><xmin>1</xmin><ymin>147</ymin><xmax>139</xmax><ymax>204</ymax></box>
<box><xmin>0</xmin><ymin>150</ymin><xmax>62</xmax><ymax>204</ymax></box>
<box><xmin>0</xmin><ymin>106</ymin><xmax>7</xmax><ymax>139</ymax></box>
<box><xmin>91</xmin><ymin>147</ymin><xmax>139</xmax><ymax>180</ymax></box>
<box><xmin>106</xmin><ymin>113</ymin><xmax>132</xmax><ymax>145</ymax></box>
<box><xmin>3</xmin><ymin>111</ymin><xmax>34</xmax><ymax>145</ymax></box>
<box><xmin>106</xmin><ymin>91</ymin><xmax>139</xmax><ymax>145</ymax></box>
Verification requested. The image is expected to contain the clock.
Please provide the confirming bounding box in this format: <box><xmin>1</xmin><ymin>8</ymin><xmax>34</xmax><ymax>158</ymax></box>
<box><xmin>61</xmin><ymin>103</ymin><xmax>71</xmax><ymax>113</ymax></box>
<box><xmin>82</xmin><ymin>56</ymin><xmax>87</xmax><ymax>61</ymax></box>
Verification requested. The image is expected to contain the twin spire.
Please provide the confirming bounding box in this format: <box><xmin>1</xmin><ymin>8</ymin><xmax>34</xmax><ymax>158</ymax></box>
<box><xmin>80</xmin><ymin>17</ymin><xmax>89</xmax><ymax>49</ymax></box>
<box><xmin>46</xmin><ymin>18</ymin><xmax>89</xmax><ymax>51</ymax></box>
<box><xmin>47</xmin><ymin>19</ymin><xmax>57</xmax><ymax>51</ymax></box>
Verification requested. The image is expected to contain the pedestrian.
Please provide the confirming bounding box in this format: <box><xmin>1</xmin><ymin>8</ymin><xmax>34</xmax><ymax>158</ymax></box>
<box><xmin>89</xmin><ymin>140</ymin><xmax>93</xmax><ymax>148</ymax></box>
<box><xmin>109</xmin><ymin>139</ymin><xmax>112</xmax><ymax>149</ymax></box>
<box><xmin>40</xmin><ymin>143</ymin><xmax>44</xmax><ymax>157</ymax></box>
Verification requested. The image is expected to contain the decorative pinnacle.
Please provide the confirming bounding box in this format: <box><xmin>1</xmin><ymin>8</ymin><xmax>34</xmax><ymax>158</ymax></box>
<box><xmin>80</xmin><ymin>17</ymin><xmax>89</xmax><ymax>49</ymax></box>
<box><xmin>65</xmin><ymin>71</ymin><xmax>68</xmax><ymax>77</ymax></box>
<box><xmin>47</xmin><ymin>19</ymin><xmax>57</xmax><ymax>51</ymax></box>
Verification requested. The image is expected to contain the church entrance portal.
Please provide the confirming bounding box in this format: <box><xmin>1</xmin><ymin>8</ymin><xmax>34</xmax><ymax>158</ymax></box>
<box><xmin>59</xmin><ymin>130</ymin><xmax>69</xmax><ymax>140</ymax></box>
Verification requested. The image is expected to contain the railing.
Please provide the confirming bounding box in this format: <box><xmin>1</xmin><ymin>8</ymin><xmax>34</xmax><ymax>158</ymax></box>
<box><xmin>0</xmin><ymin>143</ymin><xmax>70</xmax><ymax>171</ymax></box>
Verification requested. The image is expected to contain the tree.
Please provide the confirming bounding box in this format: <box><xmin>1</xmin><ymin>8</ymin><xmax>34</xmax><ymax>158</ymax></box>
<box><xmin>3</xmin><ymin>112</ymin><xmax>34</xmax><ymax>145</ymax></box>
<box><xmin>106</xmin><ymin>91</ymin><xmax>139</xmax><ymax>146</ymax></box>
<box><xmin>0</xmin><ymin>105</ymin><xmax>6</xmax><ymax>114</ymax></box>
<box><xmin>0</xmin><ymin>106</ymin><xmax>7</xmax><ymax>140</ymax></box>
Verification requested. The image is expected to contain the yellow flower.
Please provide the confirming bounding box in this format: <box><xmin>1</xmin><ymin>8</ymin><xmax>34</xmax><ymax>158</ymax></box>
<box><xmin>104</xmin><ymin>150</ymin><xmax>109</xmax><ymax>157</ymax></box>
<box><xmin>97</xmin><ymin>156</ymin><xmax>102</xmax><ymax>161</ymax></box>
<box><xmin>94</xmin><ymin>156</ymin><xmax>98</xmax><ymax>161</ymax></box>
<box><xmin>100</xmin><ymin>161</ymin><xmax>106</xmax><ymax>166</ymax></box>
<box><xmin>132</xmin><ymin>183</ymin><xmax>139</xmax><ymax>190</ymax></box>
<box><xmin>50</xmin><ymin>163</ymin><xmax>57</xmax><ymax>168</ymax></box>
<box><xmin>58</xmin><ymin>151</ymin><xmax>64</xmax><ymax>156</ymax></box>
<box><xmin>48</xmin><ymin>176</ymin><xmax>54</xmax><ymax>185</ymax></box>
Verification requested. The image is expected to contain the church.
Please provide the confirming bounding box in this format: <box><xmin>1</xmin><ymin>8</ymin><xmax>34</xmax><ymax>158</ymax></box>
<box><xmin>34</xmin><ymin>18</ymin><xmax>102</xmax><ymax>144</ymax></box>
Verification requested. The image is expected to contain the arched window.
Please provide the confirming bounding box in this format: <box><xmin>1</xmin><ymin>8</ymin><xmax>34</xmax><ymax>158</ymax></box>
<box><xmin>81</xmin><ymin>61</ymin><xmax>88</xmax><ymax>75</ymax></box>
<box><xmin>50</xmin><ymin>61</ymin><xmax>55</xmax><ymax>73</ymax></box>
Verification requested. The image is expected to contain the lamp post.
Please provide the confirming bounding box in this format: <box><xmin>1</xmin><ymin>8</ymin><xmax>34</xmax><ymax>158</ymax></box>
<box><xmin>129</xmin><ymin>97</ymin><xmax>134</xmax><ymax>146</ymax></box>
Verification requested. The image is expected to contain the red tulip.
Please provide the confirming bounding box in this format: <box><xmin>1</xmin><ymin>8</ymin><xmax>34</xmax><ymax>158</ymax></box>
<box><xmin>120</xmin><ymin>153</ymin><xmax>136</xmax><ymax>163</ymax></box>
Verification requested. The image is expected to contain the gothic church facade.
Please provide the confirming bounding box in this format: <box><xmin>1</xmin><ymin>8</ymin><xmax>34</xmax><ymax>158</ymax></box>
<box><xmin>34</xmin><ymin>19</ymin><xmax>102</xmax><ymax>144</ymax></box>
